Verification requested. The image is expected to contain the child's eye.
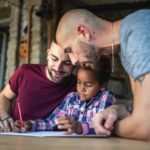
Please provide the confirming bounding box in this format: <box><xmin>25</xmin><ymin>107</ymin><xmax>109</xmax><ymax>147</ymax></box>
<box><xmin>85</xmin><ymin>83</ymin><xmax>93</xmax><ymax>87</ymax></box>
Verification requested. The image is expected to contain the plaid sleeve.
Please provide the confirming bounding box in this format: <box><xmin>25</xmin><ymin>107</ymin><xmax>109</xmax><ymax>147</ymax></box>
<box><xmin>30</xmin><ymin>93</ymin><xmax>73</xmax><ymax>131</ymax></box>
<box><xmin>101</xmin><ymin>91</ymin><xmax>116</xmax><ymax>109</ymax></box>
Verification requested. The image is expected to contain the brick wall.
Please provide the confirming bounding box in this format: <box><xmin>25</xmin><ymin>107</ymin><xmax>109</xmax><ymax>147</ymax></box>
<box><xmin>5</xmin><ymin>0</ymin><xmax>41</xmax><ymax>83</ymax></box>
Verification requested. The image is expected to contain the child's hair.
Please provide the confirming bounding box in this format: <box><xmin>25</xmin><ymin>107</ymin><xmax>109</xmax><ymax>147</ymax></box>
<box><xmin>78</xmin><ymin>55</ymin><xmax>111</xmax><ymax>85</ymax></box>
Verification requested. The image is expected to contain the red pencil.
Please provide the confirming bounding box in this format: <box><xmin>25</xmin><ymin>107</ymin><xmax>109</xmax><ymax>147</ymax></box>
<box><xmin>17</xmin><ymin>100</ymin><xmax>23</xmax><ymax>129</ymax></box>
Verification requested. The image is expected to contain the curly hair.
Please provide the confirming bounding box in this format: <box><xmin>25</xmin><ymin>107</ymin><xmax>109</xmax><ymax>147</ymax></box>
<box><xmin>77</xmin><ymin>55</ymin><xmax>111</xmax><ymax>85</ymax></box>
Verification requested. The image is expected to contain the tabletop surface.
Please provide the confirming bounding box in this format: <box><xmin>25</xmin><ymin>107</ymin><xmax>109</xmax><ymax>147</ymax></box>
<box><xmin>0</xmin><ymin>135</ymin><xmax>150</xmax><ymax>150</ymax></box>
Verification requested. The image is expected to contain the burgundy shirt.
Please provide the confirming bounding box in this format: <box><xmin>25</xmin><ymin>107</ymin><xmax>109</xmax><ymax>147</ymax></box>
<box><xmin>9</xmin><ymin>64</ymin><xmax>76</xmax><ymax>120</ymax></box>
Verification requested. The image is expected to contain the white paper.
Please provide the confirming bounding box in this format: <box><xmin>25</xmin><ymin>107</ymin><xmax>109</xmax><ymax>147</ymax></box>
<box><xmin>0</xmin><ymin>131</ymin><xmax>108</xmax><ymax>138</ymax></box>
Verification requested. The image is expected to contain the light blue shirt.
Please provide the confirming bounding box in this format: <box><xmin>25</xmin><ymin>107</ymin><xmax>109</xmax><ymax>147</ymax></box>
<box><xmin>120</xmin><ymin>9</ymin><xmax>150</xmax><ymax>79</ymax></box>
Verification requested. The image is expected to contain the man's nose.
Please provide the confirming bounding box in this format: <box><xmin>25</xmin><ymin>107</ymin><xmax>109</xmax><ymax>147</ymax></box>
<box><xmin>72</xmin><ymin>59</ymin><xmax>79</xmax><ymax>66</ymax></box>
<box><xmin>55</xmin><ymin>62</ymin><xmax>62</xmax><ymax>71</ymax></box>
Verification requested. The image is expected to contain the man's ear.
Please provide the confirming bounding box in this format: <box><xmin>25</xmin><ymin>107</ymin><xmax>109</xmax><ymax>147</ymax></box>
<box><xmin>76</xmin><ymin>24</ymin><xmax>91</xmax><ymax>41</ymax></box>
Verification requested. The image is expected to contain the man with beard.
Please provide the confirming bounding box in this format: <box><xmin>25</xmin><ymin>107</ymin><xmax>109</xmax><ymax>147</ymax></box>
<box><xmin>55</xmin><ymin>9</ymin><xmax>150</xmax><ymax>140</ymax></box>
<box><xmin>0</xmin><ymin>41</ymin><xmax>76</xmax><ymax>132</ymax></box>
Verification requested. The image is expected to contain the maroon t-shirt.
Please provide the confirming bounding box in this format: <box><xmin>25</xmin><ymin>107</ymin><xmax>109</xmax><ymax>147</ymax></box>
<box><xmin>9</xmin><ymin>64</ymin><xmax>76</xmax><ymax>120</ymax></box>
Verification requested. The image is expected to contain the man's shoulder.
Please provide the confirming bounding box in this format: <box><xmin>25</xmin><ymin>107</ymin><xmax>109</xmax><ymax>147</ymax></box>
<box><xmin>20</xmin><ymin>64</ymin><xmax>46</xmax><ymax>71</ymax></box>
<box><xmin>132</xmin><ymin>9</ymin><xmax>150</xmax><ymax>16</ymax></box>
<box><xmin>123</xmin><ymin>9</ymin><xmax>150</xmax><ymax>23</ymax></box>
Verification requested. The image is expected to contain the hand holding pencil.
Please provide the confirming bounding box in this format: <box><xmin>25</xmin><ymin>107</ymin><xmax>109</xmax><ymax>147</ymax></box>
<box><xmin>14</xmin><ymin>120</ymin><xmax>32</xmax><ymax>132</ymax></box>
<box><xmin>16</xmin><ymin>100</ymin><xmax>32</xmax><ymax>132</ymax></box>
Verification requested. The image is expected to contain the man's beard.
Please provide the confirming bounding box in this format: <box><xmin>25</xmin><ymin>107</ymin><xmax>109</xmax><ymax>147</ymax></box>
<box><xmin>78</xmin><ymin>41</ymin><xmax>120</xmax><ymax>71</ymax></box>
<box><xmin>78</xmin><ymin>41</ymin><xmax>101</xmax><ymax>69</ymax></box>
<box><xmin>47</xmin><ymin>67</ymin><xmax>68</xmax><ymax>83</ymax></box>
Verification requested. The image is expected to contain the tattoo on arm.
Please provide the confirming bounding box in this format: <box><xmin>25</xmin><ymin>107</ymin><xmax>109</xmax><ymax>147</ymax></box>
<box><xmin>137</xmin><ymin>75</ymin><xmax>145</xmax><ymax>86</ymax></box>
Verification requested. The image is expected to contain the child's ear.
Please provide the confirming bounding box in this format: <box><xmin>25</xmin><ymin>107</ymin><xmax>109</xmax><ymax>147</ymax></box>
<box><xmin>76</xmin><ymin>24</ymin><xmax>91</xmax><ymax>41</ymax></box>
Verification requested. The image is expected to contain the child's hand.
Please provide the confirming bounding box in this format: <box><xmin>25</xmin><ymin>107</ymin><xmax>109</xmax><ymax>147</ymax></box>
<box><xmin>55</xmin><ymin>115</ymin><xmax>75</xmax><ymax>134</ymax></box>
<box><xmin>13</xmin><ymin>120</ymin><xmax>32</xmax><ymax>132</ymax></box>
<box><xmin>55</xmin><ymin>115</ymin><xmax>83</xmax><ymax>134</ymax></box>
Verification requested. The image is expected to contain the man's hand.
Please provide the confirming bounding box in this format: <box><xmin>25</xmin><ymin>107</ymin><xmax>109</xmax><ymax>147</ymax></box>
<box><xmin>55</xmin><ymin>115</ymin><xmax>82</xmax><ymax>134</ymax></box>
<box><xmin>0</xmin><ymin>84</ymin><xmax>17</xmax><ymax>132</ymax></box>
<box><xmin>0</xmin><ymin>117</ymin><xmax>15</xmax><ymax>132</ymax></box>
<box><xmin>14</xmin><ymin>120</ymin><xmax>32</xmax><ymax>132</ymax></box>
<box><xmin>92</xmin><ymin>105</ymin><xmax>119</xmax><ymax>136</ymax></box>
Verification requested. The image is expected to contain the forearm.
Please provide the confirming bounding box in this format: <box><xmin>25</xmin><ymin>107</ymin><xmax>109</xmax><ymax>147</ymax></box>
<box><xmin>112</xmin><ymin>104</ymin><xmax>140</xmax><ymax>139</ymax></box>
<box><xmin>30</xmin><ymin>119</ymin><xmax>55</xmax><ymax>131</ymax></box>
<box><xmin>111</xmin><ymin>104</ymin><xmax>130</xmax><ymax>120</ymax></box>
<box><xmin>115</xmin><ymin>104</ymin><xmax>130</xmax><ymax>120</ymax></box>
<box><xmin>0</xmin><ymin>95</ymin><xmax>12</xmax><ymax>119</ymax></box>
<box><xmin>0</xmin><ymin>84</ymin><xmax>16</xmax><ymax>119</ymax></box>
<box><xmin>114</xmin><ymin>112</ymin><xmax>150</xmax><ymax>141</ymax></box>
<box><xmin>114</xmin><ymin>114</ymin><xmax>138</xmax><ymax>139</ymax></box>
<box><xmin>111</xmin><ymin>104</ymin><xmax>143</xmax><ymax>139</ymax></box>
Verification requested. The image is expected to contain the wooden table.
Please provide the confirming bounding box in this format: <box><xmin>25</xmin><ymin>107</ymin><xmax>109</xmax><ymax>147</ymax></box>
<box><xmin>0</xmin><ymin>135</ymin><xmax>150</xmax><ymax>150</ymax></box>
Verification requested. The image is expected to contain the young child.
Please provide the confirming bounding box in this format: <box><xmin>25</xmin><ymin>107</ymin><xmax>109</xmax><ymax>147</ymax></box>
<box><xmin>15</xmin><ymin>63</ymin><xmax>116</xmax><ymax>134</ymax></box>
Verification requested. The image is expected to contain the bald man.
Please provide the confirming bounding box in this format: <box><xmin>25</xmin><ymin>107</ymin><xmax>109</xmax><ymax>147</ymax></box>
<box><xmin>55</xmin><ymin>9</ymin><xmax>150</xmax><ymax>141</ymax></box>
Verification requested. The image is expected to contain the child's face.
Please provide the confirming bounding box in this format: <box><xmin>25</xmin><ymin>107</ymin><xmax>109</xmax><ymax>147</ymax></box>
<box><xmin>77</xmin><ymin>68</ymin><xmax>101</xmax><ymax>101</ymax></box>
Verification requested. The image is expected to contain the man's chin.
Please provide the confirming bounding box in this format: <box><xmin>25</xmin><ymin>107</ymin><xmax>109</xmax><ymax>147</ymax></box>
<box><xmin>51</xmin><ymin>76</ymin><xmax>66</xmax><ymax>83</ymax></box>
